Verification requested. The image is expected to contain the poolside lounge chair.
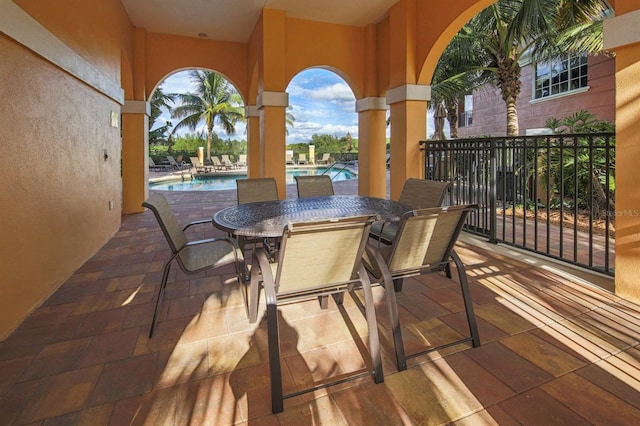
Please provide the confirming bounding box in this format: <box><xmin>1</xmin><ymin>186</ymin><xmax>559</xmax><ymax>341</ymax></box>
<box><xmin>189</xmin><ymin>157</ymin><xmax>210</xmax><ymax>174</ymax></box>
<box><xmin>285</xmin><ymin>151</ymin><xmax>295</xmax><ymax>166</ymax></box>
<box><xmin>363</xmin><ymin>205</ymin><xmax>480</xmax><ymax>371</ymax></box>
<box><xmin>248</xmin><ymin>215</ymin><xmax>383</xmax><ymax>413</ymax></box>
<box><xmin>221</xmin><ymin>154</ymin><xmax>233</xmax><ymax>168</ymax></box>
<box><xmin>294</xmin><ymin>175</ymin><xmax>334</xmax><ymax>198</ymax></box>
<box><xmin>234</xmin><ymin>154</ymin><xmax>247</xmax><ymax>168</ymax></box>
<box><xmin>167</xmin><ymin>155</ymin><xmax>189</xmax><ymax>171</ymax></box>
<box><xmin>297</xmin><ymin>153</ymin><xmax>307</xmax><ymax>165</ymax></box>
<box><xmin>316</xmin><ymin>153</ymin><xmax>331</xmax><ymax>165</ymax></box>
<box><xmin>211</xmin><ymin>156</ymin><xmax>231</xmax><ymax>171</ymax></box>
<box><xmin>369</xmin><ymin>178</ymin><xmax>451</xmax><ymax>245</ymax></box>
<box><xmin>149</xmin><ymin>157</ymin><xmax>172</xmax><ymax>172</ymax></box>
<box><xmin>141</xmin><ymin>193</ymin><xmax>246</xmax><ymax>338</ymax></box>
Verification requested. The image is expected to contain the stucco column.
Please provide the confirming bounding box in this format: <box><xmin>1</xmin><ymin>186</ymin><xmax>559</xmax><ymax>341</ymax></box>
<box><xmin>245</xmin><ymin>105</ymin><xmax>260</xmax><ymax>177</ymax></box>
<box><xmin>386</xmin><ymin>84</ymin><xmax>429</xmax><ymax>200</ymax></box>
<box><xmin>121</xmin><ymin>100</ymin><xmax>149</xmax><ymax>214</ymax></box>
<box><xmin>356</xmin><ymin>97</ymin><xmax>388</xmax><ymax>198</ymax></box>
<box><xmin>604</xmin><ymin>7</ymin><xmax>640</xmax><ymax>302</ymax></box>
<box><xmin>258</xmin><ymin>90</ymin><xmax>288</xmax><ymax>198</ymax></box>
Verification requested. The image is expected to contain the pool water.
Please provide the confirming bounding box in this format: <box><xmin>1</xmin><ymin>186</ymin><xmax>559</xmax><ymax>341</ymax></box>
<box><xmin>150</xmin><ymin>167</ymin><xmax>356</xmax><ymax>191</ymax></box>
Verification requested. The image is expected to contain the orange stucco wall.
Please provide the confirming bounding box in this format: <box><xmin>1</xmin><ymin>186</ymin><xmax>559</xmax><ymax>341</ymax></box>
<box><xmin>612</xmin><ymin>18</ymin><xmax>640</xmax><ymax>302</ymax></box>
<box><xmin>14</xmin><ymin>0</ymin><xmax>133</xmax><ymax>84</ymax></box>
<box><xmin>0</xmin><ymin>34</ymin><xmax>123</xmax><ymax>339</ymax></box>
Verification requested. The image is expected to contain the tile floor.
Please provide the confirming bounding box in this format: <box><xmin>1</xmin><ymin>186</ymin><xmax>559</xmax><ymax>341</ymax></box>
<box><xmin>1</xmin><ymin>179</ymin><xmax>639</xmax><ymax>425</ymax></box>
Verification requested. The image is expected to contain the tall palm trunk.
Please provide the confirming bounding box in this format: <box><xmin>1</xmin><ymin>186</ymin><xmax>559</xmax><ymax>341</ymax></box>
<box><xmin>445</xmin><ymin>100</ymin><xmax>459</xmax><ymax>138</ymax></box>
<box><xmin>206</xmin><ymin>121</ymin><xmax>214</xmax><ymax>160</ymax></box>
<box><xmin>496</xmin><ymin>55</ymin><xmax>521</xmax><ymax>136</ymax></box>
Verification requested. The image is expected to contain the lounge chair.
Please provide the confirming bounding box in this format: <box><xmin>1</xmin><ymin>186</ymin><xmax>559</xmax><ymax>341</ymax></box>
<box><xmin>248</xmin><ymin>215</ymin><xmax>383</xmax><ymax>413</ymax></box>
<box><xmin>221</xmin><ymin>154</ymin><xmax>233</xmax><ymax>168</ymax></box>
<box><xmin>167</xmin><ymin>155</ymin><xmax>189</xmax><ymax>171</ymax></box>
<box><xmin>316</xmin><ymin>153</ymin><xmax>331</xmax><ymax>165</ymax></box>
<box><xmin>234</xmin><ymin>154</ymin><xmax>247</xmax><ymax>168</ymax></box>
<box><xmin>189</xmin><ymin>156</ymin><xmax>210</xmax><ymax>173</ymax></box>
<box><xmin>363</xmin><ymin>205</ymin><xmax>481</xmax><ymax>371</ymax></box>
<box><xmin>285</xmin><ymin>152</ymin><xmax>295</xmax><ymax>166</ymax></box>
<box><xmin>211</xmin><ymin>156</ymin><xmax>231</xmax><ymax>170</ymax></box>
<box><xmin>149</xmin><ymin>157</ymin><xmax>171</xmax><ymax>172</ymax></box>
<box><xmin>369</xmin><ymin>178</ymin><xmax>451</xmax><ymax>245</ymax></box>
<box><xmin>294</xmin><ymin>175</ymin><xmax>334</xmax><ymax>198</ymax></box>
<box><xmin>297</xmin><ymin>153</ymin><xmax>307</xmax><ymax>165</ymax></box>
<box><xmin>141</xmin><ymin>193</ymin><xmax>246</xmax><ymax>338</ymax></box>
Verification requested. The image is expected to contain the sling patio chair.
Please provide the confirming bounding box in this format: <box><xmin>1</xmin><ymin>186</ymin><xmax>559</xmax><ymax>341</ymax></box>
<box><xmin>167</xmin><ymin>155</ymin><xmax>189</xmax><ymax>171</ymax></box>
<box><xmin>210</xmin><ymin>156</ymin><xmax>232</xmax><ymax>171</ymax></box>
<box><xmin>142</xmin><ymin>193</ymin><xmax>246</xmax><ymax>338</ymax></box>
<box><xmin>294</xmin><ymin>174</ymin><xmax>334</xmax><ymax>198</ymax></box>
<box><xmin>316</xmin><ymin>153</ymin><xmax>331</xmax><ymax>165</ymax></box>
<box><xmin>189</xmin><ymin>156</ymin><xmax>211</xmax><ymax>174</ymax></box>
<box><xmin>234</xmin><ymin>154</ymin><xmax>247</xmax><ymax>168</ymax></box>
<box><xmin>221</xmin><ymin>154</ymin><xmax>234</xmax><ymax>168</ymax></box>
<box><xmin>369</xmin><ymin>178</ymin><xmax>451</xmax><ymax>245</ymax></box>
<box><xmin>247</xmin><ymin>215</ymin><xmax>383</xmax><ymax>413</ymax></box>
<box><xmin>297</xmin><ymin>153</ymin><xmax>308</xmax><ymax>165</ymax></box>
<box><xmin>149</xmin><ymin>157</ymin><xmax>172</xmax><ymax>172</ymax></box>
<box><xmin>235</xmin><ymin>177</ymin><xmax>280</xmax><ymax>256</ymax></box>
<box><xmin>363</xmin><ymin>204</ymin><xmax>481</xmax><ymax>371</ymax></box>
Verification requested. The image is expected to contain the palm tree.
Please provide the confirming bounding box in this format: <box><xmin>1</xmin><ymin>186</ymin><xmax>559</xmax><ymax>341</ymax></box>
<box><xmin>440</xmin><ymin>0</ymin><xmax>609</xmax><ymax>136</ymax></box>
<box><xmin>170</xmin><ymin>70</ymin><xmax>245</xmax><ymax>160</ymax></box>
<box><xmin>148</xmin><ymin>85</ymin><xmax>175</xmax><ymax>145</ymax></box>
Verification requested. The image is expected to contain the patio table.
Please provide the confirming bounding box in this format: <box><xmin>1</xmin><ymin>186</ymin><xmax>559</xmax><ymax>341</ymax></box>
<box><xmin>213</xmin><ymin>195</ymin><xmax>411</xmax><ymax>238</ymax></box>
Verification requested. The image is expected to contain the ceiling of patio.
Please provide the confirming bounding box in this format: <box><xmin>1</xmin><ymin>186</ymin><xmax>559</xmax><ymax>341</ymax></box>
<box><xmin>120</xmin><ymin>0</ymin><xmax>398</xmax><ymax>43</ymax></box>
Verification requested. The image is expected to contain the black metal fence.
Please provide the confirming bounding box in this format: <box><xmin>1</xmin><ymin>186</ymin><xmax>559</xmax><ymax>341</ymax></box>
<box><xmin>421</xmin><ymin>133</ymin><xmax>615</xmax><ymax>276</ymax></box>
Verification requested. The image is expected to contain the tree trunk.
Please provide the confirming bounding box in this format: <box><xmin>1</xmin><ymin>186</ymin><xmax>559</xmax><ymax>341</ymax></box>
<box><xmin>445</xmin><ymin>100</ymin><xmax>458</xmax><ymax>138</ymax></box>
<box><xmin>496</xmin><ymin>55</ymin><xmax>521</xmax><ymax>137</ymax></box>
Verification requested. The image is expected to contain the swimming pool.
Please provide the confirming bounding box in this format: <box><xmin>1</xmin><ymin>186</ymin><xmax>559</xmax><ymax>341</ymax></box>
<box><xmin>149</xmin><ymin>167</ymin><xmax>357</xmax><ymax>191</ymax></box>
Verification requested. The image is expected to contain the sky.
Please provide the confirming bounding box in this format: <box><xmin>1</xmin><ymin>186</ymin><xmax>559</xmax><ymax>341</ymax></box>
<box><xmin>157</xmin><ymin>68</ymin><xmax>441</xmax><ymax>143</ymax></box>
<box><xmin>157</xmin><ymin>68</ymin><xmax>380</xmax><ymax>144</ymax></box>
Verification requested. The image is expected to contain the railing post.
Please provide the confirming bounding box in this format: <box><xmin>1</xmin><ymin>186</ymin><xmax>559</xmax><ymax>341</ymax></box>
<box><xmin>489</xmin><ymin>139</ymin><xmax>497</xmax><ymax>243</ymax></box>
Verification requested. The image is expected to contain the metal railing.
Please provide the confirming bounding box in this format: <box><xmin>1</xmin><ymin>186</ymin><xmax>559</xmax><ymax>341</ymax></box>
<box><xmin>421</xmin><ymin>133</ymin><xmax>615</xmax><ymax>276</ymax></box>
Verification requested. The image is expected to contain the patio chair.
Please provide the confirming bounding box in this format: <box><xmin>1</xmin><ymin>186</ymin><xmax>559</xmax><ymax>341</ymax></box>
<box><xmin>369</xmin><ymin>178</ymin><xmax>451</xmax><ymax>245</ymax></box>
<box><xmin>189</xmin><ymin>156</ymin><xmax>210</xmax><ymax>174</ymax></box>
<box><xmin>297</xmin><ymin>153</ymin><xmax>308</xmax><ymax>165</ymax></box>
<box><xmin>316</xmin><ymin>153</ymin><xmax>331</xmax><ymax>165</ymax></box>
<box><xmin>285</xmin><ymin>152</ymin><xmax>295</xmax><ymax>165</ymax></box>
<box><xmin>149</xmin><ymin>157</ymin><xmax>171</xmax><ymax>172</ymax></box>
<box><xmin>167</xmin><ymin>155</ymin><xmax>188</xmax><ymax>171</ymax></box>
<box><xmin>211</xmin><ymin>156</ymin><xmax>231</xmax><ymax>171</ymax></box>
<box><xmin>248</xmin><ymin>215</ymin><xmax>383</xmax><ymax>413</ymax></box>
<box><xmin>236</xmin><ymin>177</ymin><xmax>280</xmax><ymax>255</ymax></box>
<box><xmin>294</xmin><ymin>175</ymin><xmax>334</xmax><ymax>198</ymax></box>
<box><xmin>363</xmin><ymin>205</ymin><xmax>480</xmax><ymax>371</ymax></box>
<box><xmin>142</xmin><ymin>193</ymin><xmax>246</xmax><ymax>338</ymax></box>
<box><xmin>234</xmin><ymin>154</ymin><xmax>247</xmax><ymax>168</ymax></box>
<box><xmin>221</xmin><ymin>154</ymin><xmax>234</xmax><ymax>168</ymax></box>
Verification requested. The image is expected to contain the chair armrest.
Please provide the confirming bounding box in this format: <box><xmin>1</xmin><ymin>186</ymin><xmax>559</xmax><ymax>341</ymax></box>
<box><xmin>182</xmin><ymin>219</ymin><xmax>213</xmax><ymax>231</ymax></box>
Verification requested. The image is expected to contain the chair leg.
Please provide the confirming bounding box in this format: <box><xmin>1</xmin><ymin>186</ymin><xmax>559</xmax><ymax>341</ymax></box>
<box><xmin>451</xmin><ymin>251</ymin><xmax>480</xmax><ymax>348</ymax></box>
<box><xmin>358</xmin><ymin>265</ymin><xmax>384</xmax><ymax>383</ymax></box>
<box><xmin>393</xmin><ymin>278</ymin><xmax>404</xmax><ymax>292</ymax></box>
<box><xmin>383</xmin><ymin>277</ymin><xmax>407</xmax><ymax>371</ymax></box>
<box><xmin>267</xmin><ymin>302</ymin><xmax>284</xmax><ymax>413</ymax></box>
<box><xmin>318</xmin><ymin>295</ymin><xmax>329</xmax><ymax>309</ymax></box>
<box><xmin>149</xmin><ymin>261</ymin><xmax>172</xmax><ymax>338</ymax></box>
<box><xmin>248</xmin><ymin>257</ymin><xmax>262</xmax><ymax>323</ymax></box>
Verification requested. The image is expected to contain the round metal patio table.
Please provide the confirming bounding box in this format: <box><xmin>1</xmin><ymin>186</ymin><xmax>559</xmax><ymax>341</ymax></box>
<box><xmin>212</xmin><ymin>195</ymin><xmax>411</xmax><ymax>238</ymax></box>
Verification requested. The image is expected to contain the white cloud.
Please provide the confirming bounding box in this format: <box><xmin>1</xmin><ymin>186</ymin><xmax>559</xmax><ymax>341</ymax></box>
<box><xmin>153</xmin><ymin>68</ymin><xmax>360</xmax><ymax>143</ymax></box>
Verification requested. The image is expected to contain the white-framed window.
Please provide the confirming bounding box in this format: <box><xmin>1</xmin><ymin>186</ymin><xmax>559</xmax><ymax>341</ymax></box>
<box><xmin>534</xmin><ymin>54</ymin><xmax>588</xmax><ymax>100</ymax></box>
